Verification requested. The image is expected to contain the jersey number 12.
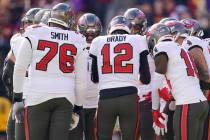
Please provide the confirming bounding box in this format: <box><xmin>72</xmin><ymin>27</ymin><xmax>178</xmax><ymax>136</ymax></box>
<box><xmin>101</xmin><ymin>43</ymin><xmax>133</xmax><ymax>74</ymax></box>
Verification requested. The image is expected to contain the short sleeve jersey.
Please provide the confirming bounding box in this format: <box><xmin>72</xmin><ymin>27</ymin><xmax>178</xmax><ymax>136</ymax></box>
<box><xmin>23</xmin><ymin>25</ymin><xmax>86</xmax><ymax>95</ymax></box>
<box><xmin>153</xmin><ymin>41</ymin><xmax>206</xmax><ymax>105</ymax></box>
<box><xmin>89</xmin><ymin>34</ymin><xmax>148</xmax><ymax>90</ymax></box>
<box><xmin>10</xmin><ymin>33</ymin><xmax>23</xmax><ymax>57</ymax></box>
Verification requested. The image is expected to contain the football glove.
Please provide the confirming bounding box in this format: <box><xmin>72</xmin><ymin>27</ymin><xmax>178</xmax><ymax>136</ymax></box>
<box><xmin>158</xmin><ymin>87</ymin><xmax>173</xmax><ymax>101</ymax></box>
<box><xmin>152</xmin><ymin>110</ymin><xmax>165</xmax><ymax>128</ymax></box>
<box><xmin>143</xmin><ymin>91</ymin><xmax>152</xmax><ymax>102</ymax></box>
<box><xmin>12</xmin><ymin>101</ymin><xmax>24</xmax><ymax>120</ymax></box>
<box><xmin>69</xmin><ymin>113</ymin><xmax>80</xmax><ymax>130</ymax></box>
<box><xmin>153</xmin><ymin>112</ymin><xmax>168</xmax><ymax>136</ymax></box>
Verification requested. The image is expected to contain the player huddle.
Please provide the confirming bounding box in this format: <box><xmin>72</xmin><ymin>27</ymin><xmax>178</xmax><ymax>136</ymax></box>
<box><xmin>1</xmin><ymin>2</ymin><xmax>210</xmax><ymax>140</ymax></box>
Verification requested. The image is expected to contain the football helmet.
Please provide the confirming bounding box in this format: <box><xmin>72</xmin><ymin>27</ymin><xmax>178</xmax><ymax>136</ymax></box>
<box><xmin>146</xmin><ymin>23</ymin><xmax>172</xmax><ymax>53</ymax></box>
<box><xmin>41</xmin><ymin>10</ymin><xmax>51</xmax><ymax>25</ymax></box>
<box><xmin>180</xmin><ymin>18</ymin><xmax>204</xmax><ymax>38</ymax></box>
<box><xmin>20</xmin><ymin>8</ymin><xmax>41</xmax><ymax>32</ymax></box>
<box><xmin>107</xmin><ymin>15</ymin><xmax>132</xmax><ymax>34</ymax></box>
<box><xmin>48</xmin><ymin>3</ymin><xmax>75</xmax><ymax>29</ymax></box>
<box><xmin>34</xmin><ymin>9</ymin><xmax>50</xmax><ymax>24</ymax></box>
<box><xmin>77</xmin><ymin>13</ymin><xmax>102</xmax><ymax>43</ymax></box>
<box><xmin>124</xmin><ymin>8</ymin><xmax>147</xmax><ymax>35</ymax></box>
<box><xmin>159</xmin><ymin>17</ymin><xmax>177</xmax><ymax>24</ymax></box>
<box><xmin>164</xmin><ymin>20</ymin><xmax>189</xmax><ymax>39</ymax></box>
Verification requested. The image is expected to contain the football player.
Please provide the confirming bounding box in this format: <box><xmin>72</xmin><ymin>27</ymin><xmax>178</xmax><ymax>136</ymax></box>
<box><xmin>13</xmin><ymin>3</ymin><xmax>86</xmax><ymax>140</ymax></box>
<box><xmin>181</xmin><ymin>18</ymin><xmax>210</xmax><ymax>140</ymax></box>
<box><xmin>165</xmin><ymin>20</ymin><xmax>210</xmax><ymax>89</ymax></box>
<box><xmin>34</xmin><ymin>9</ymin><xmax>51</xmax><ymax>25</ymax></box>
<box><xmin>124</xmin><ymin>8</ymin><xmax>155</xmax><ymax>140</ymax></box>
<box><xmin>147</xmin><ymin>23</ymin><xmax>208</xmax><ymax>140</ymax></box>
<box><xmin>89</xmin><ymin>15</ymin><xmax>151</xmax><ymax>140</ymax></box>
<box><xmin>203</xmin><ymin>38</ymin><xmax>210</xmax><ymax>140</ymax></box>
<box><xmin>2</xmin><ymin>8</ymin><xmax>41</xmax><ymax>140</ymax></box>
<box><xmin>68</xmin><ymin>13</ymin><xmax>102</xmax><ymax>140</ymax></box>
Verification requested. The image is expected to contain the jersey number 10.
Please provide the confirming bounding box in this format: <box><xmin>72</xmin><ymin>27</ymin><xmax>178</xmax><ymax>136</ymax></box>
<box><xmin>36</xmin><ymin>40</ymin><xmax>77</xmax><ymax>73</ymax></box>
<box><xmin>101</xmin><ymin>43</ymin><xmax>133</xmax><ymax>74</ymax></box>
<box><xmin>180</xmin><ymin>49</ymin><xmax>198</xmax><ymax>77</ymax></box>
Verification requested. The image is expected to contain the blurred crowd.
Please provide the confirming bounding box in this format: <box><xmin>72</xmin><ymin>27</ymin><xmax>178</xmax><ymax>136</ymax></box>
<box><xmin>0</xmin><ymin>0</ymin><xmax>209</xmax><ymax>99</ymax></box>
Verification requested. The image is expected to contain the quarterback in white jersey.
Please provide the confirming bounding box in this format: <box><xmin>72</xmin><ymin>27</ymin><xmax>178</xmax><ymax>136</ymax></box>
<box><xmin>147</xmin><ymin>23</ymin><xmax>208</xmax><ymax>140</ymax></box>
<box><xmin>13</xmin><ymin>3</ymin><xmax>86</xmax><ymax>140</ymax></box>
<box><xmin>89</xmin><ymin>16</ymin><xmax>150</xmax><ymax>140</ymax></box>
<box><xmin>68</xmin><ymin>13</ymin><xmax>102</xmax><ymax>140</ymax></box>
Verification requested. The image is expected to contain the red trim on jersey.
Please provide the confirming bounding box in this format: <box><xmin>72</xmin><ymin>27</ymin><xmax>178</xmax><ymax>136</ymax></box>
<box><xmin>208</xmin><ymin>117</ymin><xmax>210</xmax><ymax>140</ymax></box>
<box><xmin>165</xmin><ymin>76</ymin><xmax>172</xmax><ymax>90</ymax></box>
<box><xmin>134</xmin><ymin>96</ymin><xmax>140</xmax><ymax>140</ymax></box>
<box><xmin>24</xmin><ymin>107</ymin><xmax>29</xmax><ymax>140</ymax></box>
<box><xmin>181</xmin><ymin>105</ymin><xmax>188</xmax><ymax>140</ymax></box>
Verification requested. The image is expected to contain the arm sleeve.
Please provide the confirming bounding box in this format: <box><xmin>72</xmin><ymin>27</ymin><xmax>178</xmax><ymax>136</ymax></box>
<box><xmin>139</xmin><ymin>50</ymin><xmax>151</xmax><ymax>84</ymax></box>
<box><xmin>90</xmin><ymin>54</ymin><xmax>99</xmax><ymax>83</ymax></box>
<box><xmin>13</xmin><ymin>38</ymin><xmax>32</xmax><ymax>93</ymax></box>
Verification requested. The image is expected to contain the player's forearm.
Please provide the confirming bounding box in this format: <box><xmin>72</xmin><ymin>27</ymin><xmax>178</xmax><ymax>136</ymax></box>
<box><xmin>139</xmin><ymin>50</ymin><xmax>151</xmax><ymax>84</ymax></box>
<box><xmin>190</xmin><ymin>48</ymin><xmax>210</xmax><ymax>82</ymax></box>
<box><xmin>90</xmin><ymin>54</ymin><xmax>99</xmax><ymax>83</ymax></box>
<box><xmin>13</xmin><ymin>64</ymin><xmax>27</xmax><ymax>93</ymax></box>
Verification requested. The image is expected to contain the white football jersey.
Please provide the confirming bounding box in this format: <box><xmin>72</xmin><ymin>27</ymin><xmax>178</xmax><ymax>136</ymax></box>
<box><xmin>10</xmin><ymin>33</ymin><xmax>23</xmax><ymax>57</ymax></box>
<box><xmin>21</xmin><ymin>25</ymin><xmax>86</xmax><ymax>106</ymax></box>
<box><xmin>182</xmin><ymin>36</ymin><xmax>203</xmax><ymax>51</ymax></box>
<box><xmin>202</xmin><ymin>38</ymin><xmax>210</xmax><ymax>73</ymax></box>
<box><xmin>153</xmin><ymin>41</ymin><xmax>206</xmax><ymax>105</ymax></box>
<box><xmin>90</xmin><ymin>34</ymin><xmax>148</xmax><ymax>90</ymax></box>
<box><xmin>83</xmin><ymin>44</ymin><xmax>99</xmax><ymax>108</ymax></box>
<box><xmin>10</xmin><ymin>33</ymin><xmax>29</xmax><ymax>98</ymax></box>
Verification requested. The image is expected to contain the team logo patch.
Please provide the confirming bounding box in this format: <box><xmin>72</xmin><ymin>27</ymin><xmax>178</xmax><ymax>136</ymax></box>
<box><xmin>187</xmin><ymin>40</ymin><xmax>192</xmax><ymax>46</ymax></box>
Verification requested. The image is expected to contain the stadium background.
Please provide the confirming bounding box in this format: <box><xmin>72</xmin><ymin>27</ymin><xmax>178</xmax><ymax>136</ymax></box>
<box><xmin>0</xmin><ymin>0</ymin><xmax>210</xmax><ymax>139</ymax></box>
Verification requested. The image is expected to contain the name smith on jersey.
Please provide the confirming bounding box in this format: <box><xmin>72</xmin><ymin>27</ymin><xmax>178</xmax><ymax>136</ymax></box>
<box><xmin>51</xmin><ymin>32</ymin><xmax>69</xmax><ymax>40</ymax></box>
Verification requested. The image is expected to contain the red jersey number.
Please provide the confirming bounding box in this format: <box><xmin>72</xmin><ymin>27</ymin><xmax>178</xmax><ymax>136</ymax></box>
<box><xmin>36</xmin><ymin>40</ymin><xmax>77</xmax><ymax>73</ymax></box>
<box><xmin>101</xmin><ymin>43</ymin><xmax>133</xmax><ymax>74</ymax></box>
<box><xmin>180</xmin><ymin>49</ymin><xmax>198</xmax><ymax>77</ymax></box>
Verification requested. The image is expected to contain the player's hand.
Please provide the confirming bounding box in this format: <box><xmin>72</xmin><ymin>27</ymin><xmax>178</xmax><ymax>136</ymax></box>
<box><xmin>69</xmin><ymin>113</ymin><xmax>80</xmax><ymax>130</ymax></box>
<box><xmin>143</xmin><ymin>92</ymin><xmax>152</xmax><ymax>102</ymax></box>
<box><xmin>152</xmin><ymin>110</ymin><xmax>165</xmax><ymax>128</ymax></box>
<box><xmin>12</xmin><ymin>101</ymin><xmax>24</xmax><ymax>120</ymax></box>
<box><xmin>153</xmin><ymin>112</ymin><xmax>168</xmax><ymax>136</ymax></box>
<box><xmin>158</xmin><ymin>87</ymin><xmax>173</xmax><ymax>101</ymax></box>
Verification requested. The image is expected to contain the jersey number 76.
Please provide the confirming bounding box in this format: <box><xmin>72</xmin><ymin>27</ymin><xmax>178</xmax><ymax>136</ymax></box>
<box><xmin>36</xmin><ymin>40</ymin><xmax>77</xmax><ymax>73</ymax></box>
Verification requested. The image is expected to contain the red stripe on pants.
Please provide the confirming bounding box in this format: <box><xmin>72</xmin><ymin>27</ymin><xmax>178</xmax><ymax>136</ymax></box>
<box><xmin>94</xmin><ymin>110</ymin><xmax>99</xmax><ymax>140</ymax></box>
<box><xmin>181</xmin><ymin>105</ymin><xmax>188</xmax><ymax>140</ymax></box>
<box><xmin>208</xmin><ymin>117</ymin><xmax>210</xmax><ymax>140</ymax></box>
<box><xmin>134</xmin><ymin>96</ymin><xmax>140</xmax><ymax>140</ymax></box>
<box><xmin>24</xmin><ymin>107</ymin><xmax>29</xmax><ymax>140</ymax></box>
